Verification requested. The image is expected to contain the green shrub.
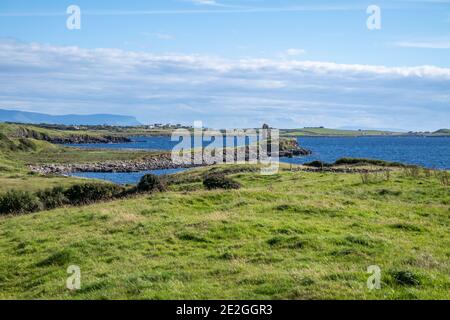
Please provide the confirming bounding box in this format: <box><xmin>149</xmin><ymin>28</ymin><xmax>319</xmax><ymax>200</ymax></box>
<box><xmin>304</xmin><ymin>160</ymin><xmax>332</xmax><ymax>168</ymax></box>
<box><xmin>137</xmin><ymin>174</ymin><xmax>167</xmax><ymax>193</ymax></box>
<box><xmin>0</xmin><ymin>190</ymin><xmax>43</xmax><ymax>215</ymax></box>
<box><xmin>64</xmin><ymin>183</ymin><xmax>124</xmax><ymax>205</ymax></box>
<box><xmin>203</xmin><ymin>173</ymin><xmax>241</xmax><ymax>190</ymax></box>
<box><xmin>36</xmin><ymin>186</ymin><xmax>69</xmax><ymax>210</ymax></box>
<box><xmin>334</xmin><ymin>157</ymin><xmax>407</xmax><ymax>167</ymax></box>
<box><xmin>390</xmin><ymin>270</ymin><xmax>421</xmax><ymax>286</ymax></box>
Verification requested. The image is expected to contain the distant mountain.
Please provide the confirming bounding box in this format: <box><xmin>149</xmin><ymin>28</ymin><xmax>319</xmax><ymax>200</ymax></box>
<box><xmin>0</xmin><ymin>109</ymin><xmax>141</xmax><ymax>126</ymax></box>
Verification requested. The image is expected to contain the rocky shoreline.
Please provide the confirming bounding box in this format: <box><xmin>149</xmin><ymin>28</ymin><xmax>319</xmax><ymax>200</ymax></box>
<box><xmin>49</xmin><ymin>135</ymin><xmax>132</xmax><ymax>144</ymax></box>
<box><xmin>29</xmin><ymin>154</ymin><xmax>197</xmax><ymax>175</ymax></box>
<box><xmin>30</xmin><ymin>149</ymin><xmax>312</xmax><ymax>175</ymax></box>
<box><xmin>29</xmin><ymin>137</ymin><xmax>312</xmax><ymax>175</ymax></box>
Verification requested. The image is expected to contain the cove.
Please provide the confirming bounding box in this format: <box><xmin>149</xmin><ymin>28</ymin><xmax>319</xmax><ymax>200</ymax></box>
<box><xmin>70</xmin><ymin>168</ymin><xmax>188</xmax><ymax>185</ymax></box>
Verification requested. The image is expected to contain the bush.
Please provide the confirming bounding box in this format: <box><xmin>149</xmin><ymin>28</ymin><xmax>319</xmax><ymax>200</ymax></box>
<box><xmin>390</xmin><ymin>270</ymin><xmax>421</xmax><ymax>286</ymax></box>
<box><xmin>36</xmin><ymin>186</ymin><xmax>69</xmax><ymax>210</ymax></box>
<box><xmin>137</xmin><ymin>174</ymin><xmax>167</xmax><ymax>193</ymax></box>
<box><xmin>0</xmin><ymin>190</ymin><xmax>43</xmax><ymax>215</ymax></box>
<box><xmin>334</xmin><ymin>157</ymin><xmax>406</xmax><ymax>167</ymax></box>
<box><xmin>64</xmin><ymin>183</ymin><xmax>124</xmax><ymax>205</ymax></box>
<box><xmin>203</xmin><ymin>173</ymin><xmax>241</xmax><ymax>190</ymax></box>
<box><xmin>304</xmin><ymin>160</ymin><xmax>332</xmax><ymax>168</ymax></box>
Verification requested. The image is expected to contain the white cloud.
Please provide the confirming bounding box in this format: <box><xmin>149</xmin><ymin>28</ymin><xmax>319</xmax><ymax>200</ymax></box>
<box><xmin>0</xmin><ymin>40</ymin><xmax>449</xmax><ymax>130</ymax></box>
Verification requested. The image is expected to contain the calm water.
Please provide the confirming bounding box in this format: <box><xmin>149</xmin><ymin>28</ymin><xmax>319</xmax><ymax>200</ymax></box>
<box><xmin>70</xmin><ymin>168</ymin><xmax>188</xmax><ymax>185</ymax></box>
<box><xmin>283</xmin><ymin>136</ymin><xmax>450</xmax><ymax>169</ymax></box>
<box><xmin>65</xmin><ymin>136</ymin><xmax>256</xmax><ymax>151</ymax></box>
<box><xmin>67</xmin><ymin>136</ymin><xmax>450</xmax><ymax>184</ymax></box>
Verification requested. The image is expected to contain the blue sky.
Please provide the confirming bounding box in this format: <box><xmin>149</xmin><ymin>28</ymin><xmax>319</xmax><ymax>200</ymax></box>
<box><xmin>0</xmin><ymin>0</ymin><xmax>449</xmax><ymax>130</ymax></box>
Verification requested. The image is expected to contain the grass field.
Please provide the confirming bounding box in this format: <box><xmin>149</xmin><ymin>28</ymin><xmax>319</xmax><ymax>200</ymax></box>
<box><xmin>0</xmin><ymin>122</ymin><xmax>176</xmax><ymax>140</ymax></box>
<box><xmin>0</xmin><ymin>166</ymin><xmax>448</xmax><ymax>299</ymax></box>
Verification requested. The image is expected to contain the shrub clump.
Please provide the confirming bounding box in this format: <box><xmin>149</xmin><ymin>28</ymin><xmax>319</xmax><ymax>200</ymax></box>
<box><xmin>203</xmin><ymin>173</ymin><xmax>241</xmax><ymax>190</ymax></box>
<box><xmin>0</xmin><ymin>190</ymin><xmax>43</xmax><ymax>215</ymax></box>
<box><xmin>64</xmin><ymin>183</ymin><xmax>124</xmax><ymax>205</ymax></box>
<box><xmin>390</xmin><ymin>270</ymin><xmax>421</xmax><ymax>286</ymax></box>
<box><xmin>36</xmin><ymin>186</ymin><xmax>69</xmax><ymax>210</ymax></box>
<box><xmin>334</xmin><ymin>157</ymin><xmax>406</xmax><ymax>167</ymax></box>
<box><xmin>304</xmin><ymin>160</ymin><xmax>332</xmax><ymax>168</ymax></box>
<box><xmin>137</xmin><ymin>174</ymin><xmax>167</xmax><ymax>193</ymax></box>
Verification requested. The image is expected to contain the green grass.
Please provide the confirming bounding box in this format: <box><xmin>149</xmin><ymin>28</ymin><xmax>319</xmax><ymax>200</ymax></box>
<box><xmin>0</xmin><ymin>166</ymin><xmax>448</xmax><ymax>300</ymax></box>
<box><xmin>0</xmin><ymin>122</ymin><xmax>106</xmax><ymax>139</ymax></box>
<box><xmin>12</xmin><ymin>146</ymin><xmax>162</xmax><ymax>165</ymax></box>
<box><xmin>0</xmin><ymin>122</ymin><xmax>175</xmax><ymax>139</ymax></box>
<box><xmin>0</xmin><ymin>174</ymin><xmax>96</xmax><ymax>194</ymax></box>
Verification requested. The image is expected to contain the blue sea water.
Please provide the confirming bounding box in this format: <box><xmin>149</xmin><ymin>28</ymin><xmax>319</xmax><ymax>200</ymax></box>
<box><xmin>67</xmin><ymin>135</ymin><xmax>450</xmax><ymax>184</ymax></box>
<box><xmin>65</xmin><ymin>136</ymin><xmax>256</xmax><ymax>151</ymax></box>
<box><xmin>283</xmin><ymin>136</ymin><xmax>450</xmax><ymax>170</ymax></box>
<box><xmin>70</xmin><ymin>168</ymin><xmax>188</xmax><ymax>185</ymax></box>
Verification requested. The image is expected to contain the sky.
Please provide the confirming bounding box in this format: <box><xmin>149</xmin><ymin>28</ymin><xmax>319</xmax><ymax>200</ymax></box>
<box><xmin>0</xmin><ymin>0</ymin><xmax>449</xmax><ymax>130</ymax></box>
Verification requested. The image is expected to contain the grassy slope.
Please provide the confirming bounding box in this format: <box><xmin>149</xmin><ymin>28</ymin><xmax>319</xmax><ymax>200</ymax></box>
<box><xmin>0</xmin><ymin>122</ymin><xmax>175</xmax><ymax>139</ymax></box>
<box><xmin>0</xmin><ymin>123</ymin><xmax>105</xmax><ymax>139</ymax></box>
<box><xmin>0</xmin><ymin>166</ymin><xmax>448</xmax><ymax>299</ymax></box>
<box><xmin>12</xmin><ymin>146</ymin><xmax>162</xmax><ymax>165</ymax></box>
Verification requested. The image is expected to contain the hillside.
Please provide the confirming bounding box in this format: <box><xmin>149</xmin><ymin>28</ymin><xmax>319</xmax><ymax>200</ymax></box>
<box><xmin>0</xmin><ymin>109</ymin><xmax>141</xmax><ymax>126</ymax></box>
<box><xmin>0</xmin><ymin>123</ymin><xmax>133</xmax><ymax>144</ymax></box>
<box><xmin>433</xmin><ymin>129</ymin><xmax>450</xmax><ymax>136</ymax></box>
<box><xmin>0</xmin><ymin>165</ymin><xmax>448</xmax><ymax>299</ymax></box>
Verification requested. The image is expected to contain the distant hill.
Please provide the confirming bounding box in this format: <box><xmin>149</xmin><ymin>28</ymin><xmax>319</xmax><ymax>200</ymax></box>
<box><xmin>0</xmin><ymin>109</ymin><xmax>141</xmax><ymax>126</ymax></box>
<box><xmin>338</xmin><ymin>126</ymin><xmax>408</xmax><ymax>133</ymax></box>
<box><xmin>433</xmin><ymin>129</ymin><xmax>450</xmax><ymax>135</ymax></box>
<box><xmin>280</xmin><ymin>127</ymin><xmax>403</xmax><ymax>137</ymax></box>
<box><xmin>280</xmin><ymin>127</ymin><xmax>450</xmax><ymax>137</ymax></box>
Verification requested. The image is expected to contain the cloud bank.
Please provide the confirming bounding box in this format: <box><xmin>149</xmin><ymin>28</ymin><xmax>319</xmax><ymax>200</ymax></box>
<box><xmin>0</xmin><ymin>40</ymin><xmax>449</xmax><ymax>130</ymax></box>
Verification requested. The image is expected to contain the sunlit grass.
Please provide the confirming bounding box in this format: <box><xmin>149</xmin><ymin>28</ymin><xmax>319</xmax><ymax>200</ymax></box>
<box><xmin>0</xmin><ymin>166</ymin><xmax>448</xmax><ymax>299</ymax></box>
